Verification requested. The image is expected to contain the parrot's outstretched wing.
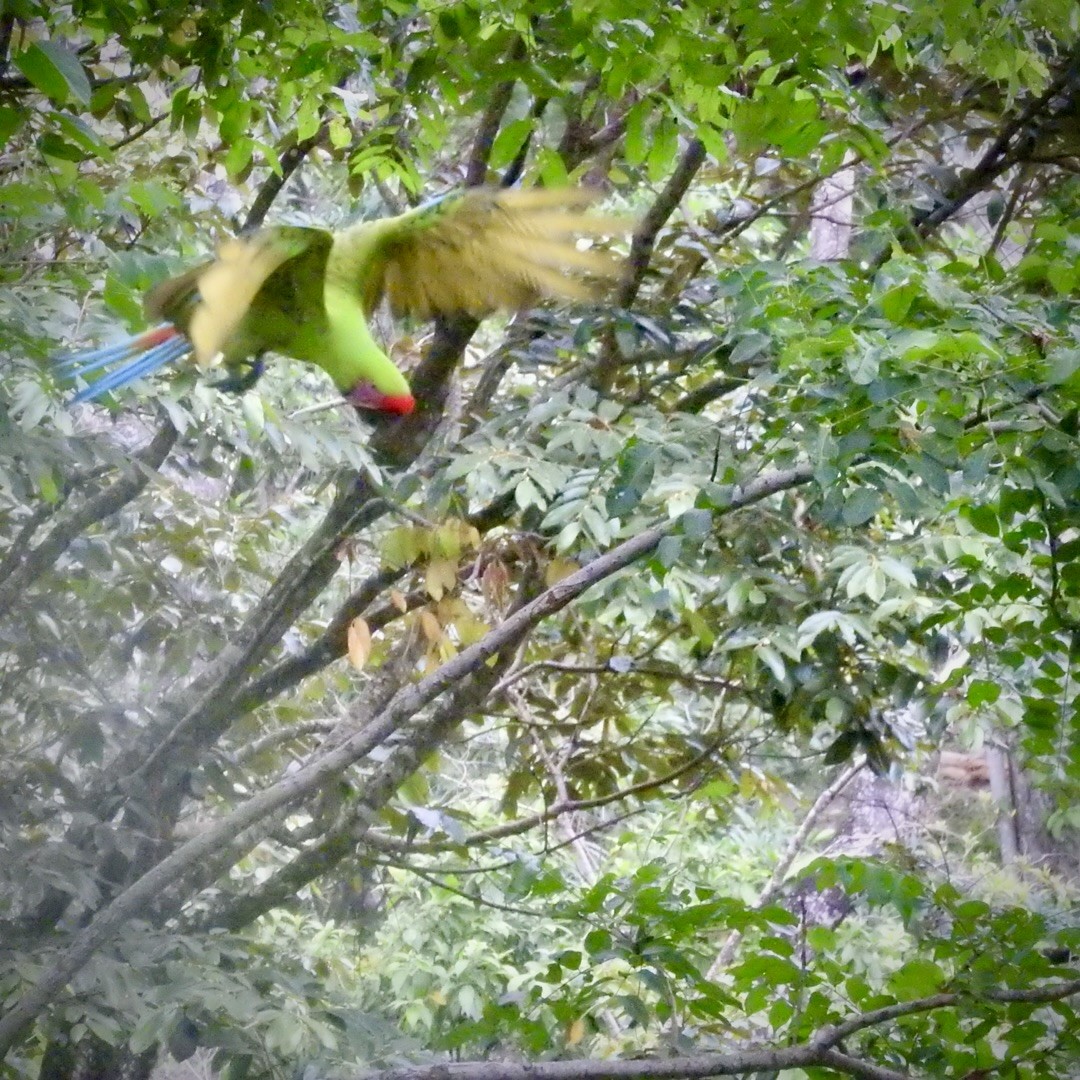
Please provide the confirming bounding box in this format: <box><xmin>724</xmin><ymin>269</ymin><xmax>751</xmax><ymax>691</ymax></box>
<box><xmin>348</xmin><ymin>187</ymin><xmax>629</xmax><ymax>320</ymax></box>
<box><xmin>147</xmin><ymin>226</ymin><xmax>332</xmax><ymax>367</ymax></box>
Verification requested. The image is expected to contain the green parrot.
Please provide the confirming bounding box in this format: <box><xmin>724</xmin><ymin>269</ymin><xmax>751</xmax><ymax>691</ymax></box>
<box><xmin>55</xmin><ymin>186</ymin><xmax>627</xmax><ymax>415</ymax></box>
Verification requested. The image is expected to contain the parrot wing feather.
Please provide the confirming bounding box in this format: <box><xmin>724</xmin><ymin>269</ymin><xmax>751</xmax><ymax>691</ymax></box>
<box><xmin>351</xmin><ymin>187</ymin><xmax>630</xmax><ymax>321</ymax></box>
<box><xmin>144</xmin><ymin>262</ymin><xmax>210</xmax><ymax>325</ymax></box>
<box><xmin>184</xmin><ymin>228</ymin><xmax>328</xmax><ymax>366</ymax></box>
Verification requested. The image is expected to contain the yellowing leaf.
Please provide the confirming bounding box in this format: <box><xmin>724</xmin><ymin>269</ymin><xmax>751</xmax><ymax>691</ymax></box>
<box><xmin>425</xmin><ymin>557</ymin><xmax>458</xmax><ymax>600</ymax></box>
<box><xmin>390</xmin><ymin>588</ymin><xmax>408</xmax><ymax>613</ymax></box>
<box><xmin>382</xmin><ymin>526</ymin><xmax>422</xmax><ymax>569</ymax></box>
<box><xmin>433</xmin><ymin>523</ymin><xmax>463</xmax><ymax>560</ymax></box>
<box><xmin>346</xmin><ymin>617</ymin><xmax>372</xmax><ymax>671</ymax></box>
<box><xmin>437</xmin><ymin>597</ymin><xmax>489</xmax><ymax>646</ymax></box>
<box><xmin>545</xmin><ymin>557</ymin><xmax>579</xmax><ymax>586</ymax></box>
<box><xmin>431</xmin><ymin>518</ymin><xmax>482</xmax><ymax>560</ymax></box>
<box><xmin>436</xmin><ymin>597</ymin><xmax>467</xmax><ymax>621</ymax></box>
<box><xmin>419</xmin><ymin>609</ymin><xmax>443</xmax><ymax>645</ymax></box>
<box><xmin>169</xmin><ymin>18</ymin><xmax>198</xmax><ymax>45</ymax></box>
<box><xmin>739</xmin><ymin>770</ymin><xmax>760</xmax><ymax>800</ymax></box>
<box><xmin>567</xmin><ymin>1017</ymin><xmax>586</xmax><ymax>1046</ymax></box>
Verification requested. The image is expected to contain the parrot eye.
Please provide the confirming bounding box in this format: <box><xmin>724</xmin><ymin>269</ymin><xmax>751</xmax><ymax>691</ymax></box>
<box><xmin>345</xmin><ymin>380</ymin><xmax>415</xmax><ymax>415</ymax></box>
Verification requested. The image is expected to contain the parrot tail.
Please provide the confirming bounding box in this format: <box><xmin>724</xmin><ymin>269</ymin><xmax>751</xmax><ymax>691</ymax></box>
<box><xmin>54</xmin><ymin>324</ymin><xmax>192</xmax><ymax>403</ymax></box>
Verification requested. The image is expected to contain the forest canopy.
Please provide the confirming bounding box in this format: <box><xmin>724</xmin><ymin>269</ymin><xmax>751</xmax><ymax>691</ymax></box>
<box><xmin>1</xmin><ymin>1</ymin><xmax>1079</xmax><ymax>1078</ymax></box>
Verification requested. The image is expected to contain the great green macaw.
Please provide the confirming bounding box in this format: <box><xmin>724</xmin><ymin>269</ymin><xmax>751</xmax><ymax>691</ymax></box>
<box><xmin>55</xmin><ymin>186</ymin><xmax>627</xmax><ymax>416</ymax></box>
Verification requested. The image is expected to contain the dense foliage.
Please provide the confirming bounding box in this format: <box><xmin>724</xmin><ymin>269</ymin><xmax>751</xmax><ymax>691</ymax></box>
<box><xmin>1</xmin><ymin>1</ymin><xmax>1079</xmax><ymax>1078</ymax></box>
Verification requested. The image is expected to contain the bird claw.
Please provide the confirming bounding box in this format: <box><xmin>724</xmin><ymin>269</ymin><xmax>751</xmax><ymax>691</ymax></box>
<box><xmin>211</xmin><ymin>357</ymin><xmax>265</xmax><ymax>393</ymax></box>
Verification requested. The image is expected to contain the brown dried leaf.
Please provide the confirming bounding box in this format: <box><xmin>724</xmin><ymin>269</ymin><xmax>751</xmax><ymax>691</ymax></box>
<box><xmin>346</xmin><ymin>617</ymin><xmax>372</xmax><ymax>671</ymax></box>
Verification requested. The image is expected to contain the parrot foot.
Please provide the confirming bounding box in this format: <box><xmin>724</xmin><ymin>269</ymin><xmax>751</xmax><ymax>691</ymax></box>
<box><xmin>212</xmin><ymin>357</ymin><xmax>265</xmax><ymax>393</ymax></box>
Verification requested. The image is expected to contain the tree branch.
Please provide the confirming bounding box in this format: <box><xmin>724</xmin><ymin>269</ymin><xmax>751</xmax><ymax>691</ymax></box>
<box><xmin>708</xmin><ymin>761</ymin><xmax>865</xmax><ymax>977</ymax></box>
<box><xmin>0</xmin><ymin>501</ymin><xmax>65</xmax><ymax>588</ymax></box>
<box><xmin>0</xmin><ymin>462</ymin><xmax>815</xmax><ymax>1054</ymax></box>
<box><xmin>228</xmin><ymin>566</ymin><xmax>414</xmax><ymax>715</ymax></box>
<box><xmin>242</xmin><ymin>126</ymin><xmax>328</xmax><ymax>233</ymax></box>
<box><xmin>813</xmin><ymin>979</ymin><xmax>1080</xmax><ymax>1049</ymax></box>
<box><xmin>465</xmin><ymin>37</ymin><xmax>526</xmax><ymax>186</ymax></box>
<box><xmin>0</xmin><ymin>417</ymin><xmax>177</xmax><ymax>615</ymax></box>
<box><xmin>370</xmin><ymin>730</ymin><xmax>733</xmax><ymax>855</ymax></box>
<box><xmin>592</xmin><ymin>137</ymin><xmax>707</xmax><ymax>392</ymax></box>
<box><xmin>89</xmin><ymin>71</ymin><xmax>547</xmax><ymax>864</ymax></box>
<box><xmin>205</xmin><ymin>638</ymin><xmax>521</xmax><ymax>932</ymax></box>
<box><xmin>350</xmin><ymin>1044</ymin><xmax>909</xmax><ymax>1080</ymax></box>
<box><xmin>229</xmin><ymin>483</ymin><xmax>518</xmax><ymax>718</ymax></box>
<box><xmin>0</xmin><ymin>13</ymin><xmax>15</xmax><ymax>80</ymax></box>
<box><xmin>164</xmin><ymin>566</ymin><xmax>545</xmax><ymax>928</ymax></box>
<box><xmin>341</xmin><ymin>977</ymin><xmax>1080</xmax><ymax>1080</ymax></box>
<box><xmin>912</xmin><ymin>40</ymin><xmax>1080</xmax><ymax>238</ymax></box>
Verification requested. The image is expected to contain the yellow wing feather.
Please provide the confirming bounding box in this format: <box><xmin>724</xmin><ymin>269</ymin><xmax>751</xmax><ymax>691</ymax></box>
<box><xmin>185</xmin><ymin>232</ymin><xmax>318</xmax><ymax>367</ymax></box>
<box><xmin>143</xmin><ymin>229</ymin><xmax>330</xmax><ymax>370</ymax></box>
<box><xmin>354</xmin><ymin>187</ymin><xmax>631</xmax><ymax>322</ymax></box>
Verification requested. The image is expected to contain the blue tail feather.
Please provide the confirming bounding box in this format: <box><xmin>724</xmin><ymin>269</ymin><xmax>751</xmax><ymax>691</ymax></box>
<box><xmin>54</xmin><ymin>324</ymin><xmax>192</xmax><ymax>403</ymax></box>
<box><xmin>69</xmin><ymin>336</ymin><xmax>192</xmax><ymax>403</ymax></box>
<box><xmin>55</xmin><ymin>323</ymin><xmax>177</xmax><ymax>374</ymax></box>
<box><xmin>55</xmin><ymin>339</ymin><xmax>149</xmax><ymax>378</ymax></box>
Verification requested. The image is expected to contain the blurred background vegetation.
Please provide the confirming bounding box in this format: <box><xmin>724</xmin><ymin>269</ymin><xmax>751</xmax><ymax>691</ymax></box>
<box><xmin>1</xmin><ymin>1</ymin><xmax>1079</xmax><ymax>1078</ymax></box>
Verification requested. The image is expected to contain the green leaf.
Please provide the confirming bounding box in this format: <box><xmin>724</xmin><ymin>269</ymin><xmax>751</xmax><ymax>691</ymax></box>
<box><xmin>241</xmin><ymin>393</ymin><xmax>265</xmax><ymax>438</ymax></box>
<box><xmin>1047</xmin><ymin>262</ymin><xmax>1075</xmax><ymax>295</ymax></box>
<box><xmin>846</xmin><ymin>343</ymin><xmax>880</xmax><ymax>385</ymax></box>
<box><xmin>966</xmin><ymin>680</ymin><xmax>1001</xmax><ymax>706</ymax></box>
<box><xmin>489</xmin><ymin>118</ymin><xmax>533</xmax><ymax>170</ymax></box>
<box><xmin>965</xmin><ymin>504</ymin><xmax>999</xmax><ymax>536</ymax></box>
<box><xmin>0</xmin><ymin>106</ymin><xmax>24</xmax><ymax>148</ymax></box>
<box><xmin>127</xmin><ymin>180</ymin><xmax>181</xmax><ymax>218</ymax></box>
<box><xmin>823</xmin><ymin>730</ymin><xmax>859</xmax><ymax>764</ymax></box>
<box><xmin>10</xmin><ymin>380</ymin><xmax>51</xmax><ymax>430</ymax></box>
<box><xmin>756</xmin><ymin>643</ymin><xmax>786</xmax><ymax>681</ymax></box>
<box><xmin>46</xmin><ymin>113</ymin><xmax>112</xmax><ymax>161</ymax></box>
<box><xmin>647</xmin><ymin>116</ymin><xmax>678</xmax><ymax>182</ymax></box>
<box><xmin>655</xmin><ymin>534</ymin><xmax>682</xmax><ymax>569</ymax></box>
<box><xmin>888</xmin><ymin>959</ymin><xmax>945</xmax><ymax>1000</ymax></box>
<box><xmin>842</xmin><ymin>488</ymin><xmax>881</xmax><ymax>526</ymax></box>
<box><xmin>15</xmin><ymin>41</ymin><xmax>92</xmax><ymax>105</ymax></box>
<box><xmin>38</xmin><ymin>132</ymin><xmax>89</xmax><ymax>161</ymax></box>
<box><xmin>681</xmin><ymin>508</ymin><xmax>713</xmax><ymax>539</ymax></box>
<box><xmin>224</xmin><ymin>137</ymin><xmax>254</xmax><ymax>177</ymax></box>
<box><xmin>624</xmin><ymin>101</ymin><xmax>649</xmax><ymax>166</ymax></box>
<box><xmin>584</xmin><ymin>928</ymin><xmax>611</xmax><ymax>954</ymax></box>
<box><xmin>731</xmin><ymin>331</ymin><xmax>770</xmax><ymax>364</ymax></box>
<box><xmin>1047</xmin><ymin>347</ymin><xmax>1080</xmax><ymax>385</ymax></box>
<box><xmin>34</xmin><ymin>468</ymin><xmax>60</xmax><ymax>503</ymax></box>
<box><xmin>881</xmin><ymin>283</ymin><xmax>917</xmax><ymax>324</ymax></box>
<box><xmin>102</xmin><ymin>270</ymin><xmax>143</xmax><ymax>324</ymax></box>
<box><xmin>0</xmin><ymin>182</ymin><xmax>51</xmax><ymax>209</ymax></box>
